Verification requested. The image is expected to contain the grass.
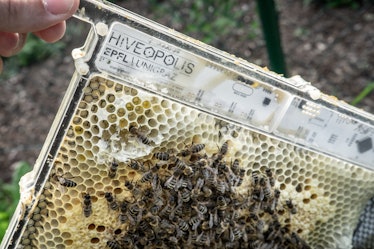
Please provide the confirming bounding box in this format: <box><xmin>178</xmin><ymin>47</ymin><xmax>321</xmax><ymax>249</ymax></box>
<box><xmin>351</xmin><ymin>82</ymin><xmax>374</xmax><ymax>106</ymax></box>
<box><xmin>0</xmin><ymin>162</ymin><xmax>32</xmax><ymax>241</ymax></box>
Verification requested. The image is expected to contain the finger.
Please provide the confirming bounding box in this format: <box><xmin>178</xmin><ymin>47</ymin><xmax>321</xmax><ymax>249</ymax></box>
<box><xmin>0</xmin><ymin>32</ymin><xmax>28</xmax><ymax>57</ymax></box>
<box><xmin>33</xmin><ymin>21</ymin><xmax>66</xmax><ymax>43</ymax></box>
<box><xmin>0</xmin><ymin>0</ymin><xmax>79</xmax><ymax>33</ymax></box>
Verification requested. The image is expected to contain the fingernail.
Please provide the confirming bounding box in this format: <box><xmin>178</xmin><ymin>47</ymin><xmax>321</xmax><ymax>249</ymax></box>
<box><xmin>43</xmin><ymin>0</ymin><xmax>74</xmax><ymax>15</ymax></box>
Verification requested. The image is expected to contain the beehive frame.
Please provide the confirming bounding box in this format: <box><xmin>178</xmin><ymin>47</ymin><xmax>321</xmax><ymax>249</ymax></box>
<box><xmin>2</xmin><ymin>1</ymin><xmax>374</xmax><ymax>248</ymax></box>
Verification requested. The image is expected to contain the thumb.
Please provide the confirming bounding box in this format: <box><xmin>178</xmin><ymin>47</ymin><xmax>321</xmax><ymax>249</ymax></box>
<box><xmin>0</xmin><ymin>0</ymin><xmax>79</xmax><ymax>33</ymax></box>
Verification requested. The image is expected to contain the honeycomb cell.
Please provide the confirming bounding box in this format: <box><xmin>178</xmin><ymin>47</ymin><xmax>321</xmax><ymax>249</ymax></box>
<box><xmin>142</xmin><ymin>100</ymin><xmax>151</xmax><ymax>109</ymax></box>
<box><xmin>98</xmin><ymin>99</ymin><xmax>106</xmax><ymax>108</ymax></box>
<box><xmin>96</xmin><ymin>225</ymin><xmax>106</xmax><ymax>232</ymax></box>
<box><xmin>117</xmin><ymin>107</ymin><xmax>126</xmax><ymax>117</ymax></box>
<box><xmin>19</xmin><ymin>76</ymin><xmax>374</xmax><ymax>249</ymax></box>
<box><xmin>90</xmin><ymin>238</ymin><xmax>100</xmax><ymax>244</ymax></box>
<box><xmin>58</xmin><ymin>216</ymin><xmax>67</xmax><ymax>224</ymax></box>
<box><xmin>90</xmin><ymin>115</ymin><xmax>99</xmax><ymax>125</ymax></box>
<box><xmin>99</xmin><ymin>120</ymin><xmax>109</xmax><ymax>129</ymax></box>
<box><xmin>128</xmin><ymin>112</ymin><xmax>137</xmax><ymax>121</ymax></box>
<box><xmin>63</xmin><ymin>203</ymin><xmax>73</xmax><ymax>211</ymax></box>
<box><xmin>126</xmin><ymin>102</ymin><xmax>134</xmax><ymax>111</ymax></box>
<box><xmin>56</xmin><ymin>244</ymin><xmax>65</xmax><ymax>249</ymax></box>
<box><xmin>107</xmin><ymin>114</ymin><xmax>117</xmax><ymax>123</ymax></box>
<box><xmin>114</xmin><ymin>84</ymin><xmax>123</xmax><ymax>92</ymax></box>
<box><xmin>106</xmin><ymin>104</ymin><xmax>116</xmax><ymax>113</ymax></box>
<box><xmin>107</xmin><ymin>94</ymin><xmax>115</xmax><ymax>103</ymax></box>
<box><xmin>90</xmin><ymin>105</ymin><xmax>98</xmax><ymax>113</ymax></box>
<box><xmin>135</xmin><ymin>115</ymin><xmax>146</xmax><ymax>125</ymax></box>
<box><xmin>119</xmin><ymin>118</ymin><xmax>128</xmax><ymax>128</ymax></box>
<box><xmin>133</xmin><ymin>105</ymin><xmax>143</xmax><ymax>115</ymax></box>
<box><xmin>46</xmin><ymin>241</ymin><xmax>55</xmax><ymax>247</ymax></box>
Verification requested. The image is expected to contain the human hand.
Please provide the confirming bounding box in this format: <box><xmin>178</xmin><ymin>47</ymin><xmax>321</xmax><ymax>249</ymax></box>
<box><xmin>0</xmin><ymin>0</ymin><xmax>80</xmax><ymax>73</ymax></box>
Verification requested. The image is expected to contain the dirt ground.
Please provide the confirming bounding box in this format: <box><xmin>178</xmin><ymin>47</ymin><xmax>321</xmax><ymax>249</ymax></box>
<box><xmin>0</xmin><ymin>0</ymin><xmax>373</xmax><ymax>182</ymax></box>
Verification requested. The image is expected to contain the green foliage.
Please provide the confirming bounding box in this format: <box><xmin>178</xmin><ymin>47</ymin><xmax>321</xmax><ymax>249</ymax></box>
<box><xmin>147</xmin><ymin>0</ymin><xmax>253</xmax><ymax>46</ymax></box>
<box><xmin>303</xmin><ymin>0</ymin><xmax>373</xmax><ymax>8</ymax></box>
<box><xmin>0</xmin><ymin>162</ymin><xmax>32</xmax><ymax>241</ymax></box>
<box><xmin>1</xmin><ymin>34</ymin><xmax>64</xmax><ymax>79</ymax></box>
<box><xmin>351</xmin><ymin>81</ymin><xmax>374</xmax><ymax>106</ymax></box>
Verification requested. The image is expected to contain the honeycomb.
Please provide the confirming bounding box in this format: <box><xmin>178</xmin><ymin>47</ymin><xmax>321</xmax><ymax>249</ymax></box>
<box><xmin>18</xmin><ymin>76</ymin><xmax>374</xmax><ymax>249</ymax></box>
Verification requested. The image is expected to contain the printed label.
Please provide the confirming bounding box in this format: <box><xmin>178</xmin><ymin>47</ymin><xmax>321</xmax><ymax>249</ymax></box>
<box><xmin>95</xmin><ymin>22</ymin><xmax>374</xmax><ymax>170</ymax></box>
<box><xmin>276</xmin><ymin>98</ymin><xmax>374</xmax><ymax>169</ymax></box>
<box><xmin>95</xmin><ymin>22</ymin><xmax>289</xmax><ymax>131</ymax></box>
<box><xmin>96</xmin><ymin>22</ymin><xmax>198</xmax><ymax>82</ymax></box>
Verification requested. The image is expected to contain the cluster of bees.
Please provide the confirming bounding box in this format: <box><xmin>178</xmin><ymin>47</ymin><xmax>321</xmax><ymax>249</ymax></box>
<box><xmin>53</xmin><ymin>127</ymin><xmax>311</xmax><ymax>249</ymax></box>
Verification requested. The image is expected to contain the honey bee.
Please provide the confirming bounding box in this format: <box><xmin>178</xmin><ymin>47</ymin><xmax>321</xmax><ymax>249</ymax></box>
<box><xmin>179</xmin><ymin>188</ymin><xmax>191</xmax><ymax>203</ymax></box>
<box><xmin>202</xmin><ymin>186</ymin><xmax>213</xmax><ymax>198</ymax></box>
<box><xmin>236</xmin><ymin>168</ymin><xmax>245</xmax><ymax>187</ymax></box>
<box><xmin>196</xmin><ymin>230</ymin><xmax>210</xmax><ymax>246</ymax></box>
<box><xmin>108</xmin><ymin>160</ymin><xmax>119</xmax><ymax>178</ymax></box>
<box><xmin>83</xmin><ymin>193</ymin><xmax>92</xmax><ymax>218</ymax></box>
<box><xmin>201</xmin><ymin>221</ymin><xmax>211</xmax><ymax>231</ymax></box>
<box><xmin>147</xmin><ymin>214</ymin><xmax>161</xmax><ymax>228</ymax></box>
<box><xmin>219</xmin><ymin>140</ymin><xmax>229</xmax><ymax>155</ymax></box>
<box><xmin>154</xmin><ymin>152</ymin><xmax>170</xmax><ymax>161</ymax></box>
<box><xmin>164</xmin><ymin>170</ymin><xmax>181</xmax><ymax>189</ymax></box>
<box><xmin>106</xmin><ymin>239</ymin><xmax>121</xmax><ymax>249</ymax></box>
<box><xmin>251</xmin><ymin>170</ymin><xmax>260</xmax><ymax>185</ymax></box>
<box><xmin>124</xmin><ymin>180</ymin><xmax>135</xmax><ymax>191</ymax></box>
<box><xmin>265</xmin><ymin>167</ymin><xmax>275</xmax><ymax>187</ymax></box>
<box><xmin>202</xmin><ymin>167</ymin><xmax>217</xmax><ymax>186</ymax></box>
<box><xmin>269</xmin><ymin>189</ymin><xmax>281</xmax><ymax>212</ymax></box>
<box><xmin>124</xmin><ymin>180</ymin><xmax>143</xmax><ymax>200</ymax></box>
<box><xmin>217</xmin><ymin>162</ymin><xmax>229</xmax><ymax>174</ymax></box>
<box><xmin>160</xmin><ymin>219</ymin><xmax>176</xmax><ymax>234</ymax></box>
<box><xmin>121</xmin><ymin>235</ymin><xmax>134</xmax><ymax>248</ymax></box>
<box><xmin>175</xmin><ymin>177</ymin><xmax>192</xmax><ymax>191</ymax></box>
<box><xmin>189</xmin><ymin>215</ymin><xmax>202</xmax><ymax>230</ymax></box>
<box><xmin>190</xmin><ymin>143</ymin><xmax>205</xmax><ymax>153</ymax></box>
<box><xmin>138</xmin><ymin>219</ymin><xmax>151</xmax><ymax>231</ymax></box>
<box><xmin>252</xmin><ymin>187</ymin><xmax>264</xmax><ymax>202</ymax></box>
<box><xmin>230</xmin><ymin>159</ymin><xmax>240</xmax><ymax>175</ymax></box>
<box><xmin>194</xmin><ymin>203</ymin><xmax>208</xmax><ymax>216</ymax></box>
<box><xmin>119</xmin><ymin>201</ymin><xmax>128</xmax><ymax>223</ymax></box>
<box><xmin>263</xmin><ymin>182</ymin><xmax>272</xmax><ymax>200</ymax></box>
<box><xmin>256</xmin><ymin>219</ymin><xmax>265</xmax><ymax>233</ymax></box>
<box><xmin>178</xmin><ymin>148</ymin><xmax>191</xmax><ymax>157</ymax></box>
<box><xmin>291</xmin><ymin>232</ymin><xmax>311</xmax><ymax>249</ymax></box>
<box><xmin>182</xmin><ymin>166</ymin><xmax>194</xmax><ymax>177</ymax></box>
<box><xmin>286</xmin><ymin>199</ymin><xmax>297</xmax><ymax>214</ymax></box>
<box><xmin>128</xmin><ymin>159</ymin><xmax>144</xmax><ymax>172</ymax></box>
<box><xmin>166</xmin><ymin>236</ymin><xmax>179</xmax><ymax>247</ymax></box>
<box><xmin>215</xmin><ymin>179</ymin><xmax>228</xmax><ymax>194</ymax></box>
<box><xmin>160</xmin><ymin>204</ymin><xmax>174</xmax><ymax>221</ymax></box>
<box><xmin>217</xmin><ymin>196</ymin><xmax>227</xmax><ymax>211</ymax></box>
<box><xmin>192</xmin><ymin>177</ymin><xmax>204</xmax><ymax>193</ymax></box>
<box><xmin>177</xmin><ymin>218</ymin><xmax>189</xmax><ymax>236</ymax></box>
<box><xmin>129</xmin><ymin>125</ymin><xmax>152</xmax><ymax>145</ymax></box>
<box><xmin>129</xmin><ymin>203</ymin><xmax>142</xmax><ymax>220</ymax></box>
<box><xmin>140</xmin><ymin>171</ymin><xmax>153</xmax><ymax>183</ymax></box>
<box><xmin>104</xmin><ymin>192</ymin><xmax>119</xmax><ymax>211</ymax></box>
<box><xmin>215</xmin><ymin>220</ymin><xmax>230</xmax><ymax>239</ymax></box>
<box><xmin>230</xmin><ymin>226</ymin><xmax>243</xmax><ymax>241</ymax></box>
<box><xmin>53</xmin><ymin>173</ymin><xmax>77</xmax><ymax>188</ymax></box>
<box><xmin>174</xmin><ymin>158</ymin><xmax>188</xmax><ymax>170</ymax></box>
